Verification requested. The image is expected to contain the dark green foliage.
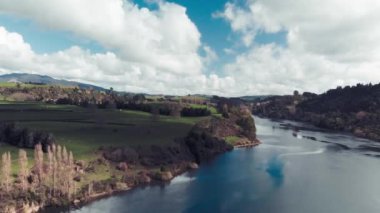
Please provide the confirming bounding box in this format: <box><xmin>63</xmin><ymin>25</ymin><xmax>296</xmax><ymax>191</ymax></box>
<box><xmin>185</xmin><ymin>130</ymin><xmax>233</xmax><ymax>164</ymax></box>
<box><xmin>160</xmin><ymin>165</ymin><xmax>168</xmax><ymax>172</ymax></box>
<box><xmin>0</xmin><ymin>122</ymin><xmax>54</xmax><ymax>151</ymax></box>
<box><xmin>299</xmin><ymin>83</ymin><xmax>380</xmax><ymax>113</ymax></box>
<box><xmin>181</xmin><ymin>107</ymin><xmax>211</xmax><ymax>117</ymax></box>
<box><xmin>252</xmin><ymin>83</ymin><xmax>380</xmax><ymax>141</ymax></box>
<box><xmin>236</xmin><ymin>116</ymin><xmax>256</xmax><ymax>140</ymax></box>
<box><xmin>213</xmin><ymin>96</ymin><xmax>245</xmax><ymax>113</ymax></box>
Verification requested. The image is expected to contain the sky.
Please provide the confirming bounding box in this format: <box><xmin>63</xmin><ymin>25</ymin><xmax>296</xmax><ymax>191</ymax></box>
<box><xmin>0</xmin><ymin>0</ymin><xmax>379</xmax><ymax>96</ymax></box>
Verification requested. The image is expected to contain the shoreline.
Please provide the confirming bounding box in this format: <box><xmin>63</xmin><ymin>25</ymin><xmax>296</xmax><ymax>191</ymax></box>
<box><xmin>40</xmin><ymin>162</ymin><xmax>200</xmax><ymax>212</ymax></box>
<box><xmin>234</xmin><ymin>139</ymin><xmax>261</xmax><ymax>148</ymax></box>
<box><xmin>39</xmin><ymin>143</ymin><xmax>259</xmax><ymax>212</ymax></box>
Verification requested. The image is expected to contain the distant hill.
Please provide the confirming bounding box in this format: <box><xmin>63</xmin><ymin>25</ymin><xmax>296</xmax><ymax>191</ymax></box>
<box><xmin>0</xmin><ymin>73</ymin><xmax>105</xmax><ymax>91</ymax></box>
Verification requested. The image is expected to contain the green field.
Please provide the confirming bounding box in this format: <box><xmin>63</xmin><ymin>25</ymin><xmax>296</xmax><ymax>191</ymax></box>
<box><xmin>224</xmin><ymin>135</ymin><xmax>241</xmax><ymax>145</ymax></box>
<box><xmin>0</xmin><ymin>82</ymin><xmax>72</xmax><ymax>89</ymax></box>
<box><xmin>188</xmin><ymin>104</ymin><xmax>219</xmax><ymax>115</ymax></box>
<box><xmin>0</xmin><ymin>102</ymin><xmax>205</xmax><ymax>161</ymax></box>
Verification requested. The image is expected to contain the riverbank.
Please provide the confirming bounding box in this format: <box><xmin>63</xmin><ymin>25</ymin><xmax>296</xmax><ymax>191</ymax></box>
<box><xmin>0</xmin><ymin>100</ymin><xmax>259</xmax><ymax>213</ymax></box>
<box><xmin>41</xmin><ymin>139</ymin><xmax>259</xmax><ymax>213</ymax></box>
<box><xmin>60</xmin><ymin>117</ymin><xmax>380</xmax><ymax>213</ymax></box>
<box><xmin>251</xmin><ymin>84</ymin><xmax>380</xmax><ymax>143</ymax></box>
<box><xmin>43</xmin><ymin>111</ymin><xmax>259</xmax><ymax>212</ymax></box>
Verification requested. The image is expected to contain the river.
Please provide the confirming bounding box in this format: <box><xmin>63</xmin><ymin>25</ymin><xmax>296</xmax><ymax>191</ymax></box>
<box><xmin>61</xmin><ymin>117</ymin><xmax>380</xmax><ymax>212</ymax></box>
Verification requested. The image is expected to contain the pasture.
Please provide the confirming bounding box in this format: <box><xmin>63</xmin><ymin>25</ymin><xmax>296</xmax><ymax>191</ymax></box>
<box><xmin>0</xmin><ymin>102</ymin><xmax>205</xmax><ymax>161</ymax></box>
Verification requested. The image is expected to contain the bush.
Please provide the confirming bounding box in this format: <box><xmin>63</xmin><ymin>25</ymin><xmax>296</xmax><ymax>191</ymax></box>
<box><xmin>181</xmin><ymin>107</ymin><xmax>211</xmax><ymax>117</ymax></box>
<box><xmin>0</xmin><ymin>122</ymin><xmax>55</xmax><ymax>151</ymax></box>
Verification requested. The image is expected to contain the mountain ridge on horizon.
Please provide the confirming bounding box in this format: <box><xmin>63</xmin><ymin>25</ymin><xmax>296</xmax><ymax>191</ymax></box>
<box><xmin>0</xmin><ymin>73</ymin><xmax>106</xmax><ymax>91</ymax></box>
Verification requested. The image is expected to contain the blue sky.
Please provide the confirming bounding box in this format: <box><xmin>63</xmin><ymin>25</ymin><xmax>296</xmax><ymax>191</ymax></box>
<box><xmin>0</xmin><ymin>0</ymin><xmax>376</xmax><ymax>96</ymax></box>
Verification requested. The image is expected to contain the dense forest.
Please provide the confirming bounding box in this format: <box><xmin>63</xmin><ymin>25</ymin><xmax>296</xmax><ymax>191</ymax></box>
<box><xmin>252</xmin><ymin>83</ymin><xmax>380</xmax><ymax>141</ymax></box>
<box><xmin>298</xmin><ymin>83</ymin><xmax>380</xmax><ymax>113</ymax></box>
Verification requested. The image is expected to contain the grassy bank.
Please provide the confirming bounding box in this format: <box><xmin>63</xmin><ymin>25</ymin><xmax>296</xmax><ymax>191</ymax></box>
<box><xmin>0</xmin><ymin>101</ymin><xmax>205</xmax><ymax>168</ymax></box>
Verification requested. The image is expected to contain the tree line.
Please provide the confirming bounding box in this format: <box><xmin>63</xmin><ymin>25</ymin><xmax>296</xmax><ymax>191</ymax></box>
<box><xmin>298</xmin><ymin>83</ymin><xmax>380</xmax><ymax>114</ymax></box>
<box><xmin>0</xmin><ymin>86</ymin><xmax>214</xmax><ymax>117</ymax></box>
<box><xmin>0</xmin><ymin>122</ymin><xmax>54</xmax><ymax>152</ymax></box>
<box><xmin>0</xmin><ymin>144</ymin><xmax>76</xmax><ymax>207</ymax></box>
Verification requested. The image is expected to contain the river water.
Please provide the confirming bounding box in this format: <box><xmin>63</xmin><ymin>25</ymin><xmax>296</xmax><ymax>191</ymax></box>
<box><xmin>69</xmin><ymin>117</ymin><xmax>380</xmax><ymax>213</ymax></box>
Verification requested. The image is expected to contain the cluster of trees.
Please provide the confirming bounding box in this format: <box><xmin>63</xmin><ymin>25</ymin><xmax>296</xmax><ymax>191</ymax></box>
<box><xmin>0</xmin><ymin>85</ymin><xmax>216</xmax><ymax>118</ymax></box>
<box><xmin>0</xmin><ymin>144</ymin><xmax>76</xmax><ymax>204</ymax></box>
<box><xmin>251</xmin><ymin>95</ymin><xmax>296</xmax><ymax>119</ymax></box>
<box><xmin>251</xmin><ymin>83</ymin><xmax>380</xmax><ymax>141</ymax></box>
<box><xmin>212</xmin><ymin>96</ymin><xmax>257</xmax><ymax>140</ymax></box>
<box><xmin>299</xmin><ymin>83</ymin><xmax>380</xmax><ymax>114</ymax></box>
<box><xmin>236</xmin><ymin>116</ymin><xmax>256</xmax><ymax>140</ymax></box>
<box><xmin>0</xmin><ymin>123</ymin><xmax>54</xmax><ymax>152</ymax></box>
<box><xmin>213</xmin><ymin>96</ymin><xmax>246</xmax><ymax>117</ymax></box>
<box><xmin>118</xmin><ymin>102</ymin><xmax>212</xmax><ymax>117</ymax></box>
<box><xmin>181</xmin><ymin>107</ymin><xmax>211</xmax><ymax>117</ymax></box>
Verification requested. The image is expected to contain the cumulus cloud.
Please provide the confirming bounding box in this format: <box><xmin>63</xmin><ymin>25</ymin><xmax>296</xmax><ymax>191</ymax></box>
<box><xmin>0</xmin><ymin>0</ymin><xmax>379</xmax><ymax>96</ymax></box>
<box><xmin>202</xmin><ymin>45</ymin><xmax>218</xmax><ymax>65</ymax></box>
<box><xmin>217</xmin><ymin>0</ymin><xmax>380</xmax><ymax>95</ymax></box>
<box><xmin>0</xmin><ymin>0</ymin><xmax>201</xmax><ymax>75</ymax></box>
<box><xmin>0</xmin><ymin>26</ymin><xmax>235</xmax><ymax>95</ymax></box>
<box><xmin>0</xmin><ymin>0</ymin><xmax>238</xmax><ymax>95</ymax></box>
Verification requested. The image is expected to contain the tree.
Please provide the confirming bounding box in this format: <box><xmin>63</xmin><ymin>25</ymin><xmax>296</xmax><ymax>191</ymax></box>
<box><xmin>1</xmin><ymin>152</ymin><xmax>12</xmax><ymax>192</ymax></box>
<box><xmin>0</xmin><ymin>144</ymin><xmax>77</xmax><ymax>204</ymax></box>
<box><xmin>62</xmin><ymin>146</ymin><xmax>68</xmax><ymax>163</ymax></box>
<box><xmin>51</xmin><ymin>144</ymin><xmax>57</xmax><ymax>196</ymax></box>
<box><xmin>67</xmin><ymin>151</ymin><xmax>74</xmax><ymax>200</ymax></box>
<box><xmin>47</xmin><ymin>145</ymin><xmax>54</xmax><ymax>196</ymax></box>
<box><xmin>34</xmin><ymin>144</ymin><xmax>44</xmax><ymax>186</ymax></box>
<box><xmin>18</xmin><ymin>149</ymin><xmax>29</xmax><ymax>191</ymax></box>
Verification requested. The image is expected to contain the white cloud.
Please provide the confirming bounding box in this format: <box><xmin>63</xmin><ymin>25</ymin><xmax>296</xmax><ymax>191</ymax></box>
<box><xmin>0</xmin><ymin>0</ymin><xmax>237</xmax><ymax>95</ymax></box>
<box><xmin>217</xmin><ymin>0</ymin><xmax>380</xmax><ymax>95</ymax></box>
<box><xmin>223</xmin><ymin>48</ymin><xmax>236</xmax><ymax>55</ymax></box>
<box><xmin>0</xmin><ymin>26</ymin><xmax>236</xmax><ymax>95</ymax></box>
<box><xmin>0</xmin><ymin>0</ymin><xmax>201</xmax><ymax>75</ymax></box>
<box><xmin>0</xmin><ymin>0</ymin><xmax>379</xmax><ymax>96</ymax></box>
<box><xmin>202</xmin><ymin>45</ymin><xmax>218</xmax><ymax>65</ymax></box>
<box><xmin>224</xmin><ymin>44</ymin><xmax>349</xmax><ymax>95</ymax></box>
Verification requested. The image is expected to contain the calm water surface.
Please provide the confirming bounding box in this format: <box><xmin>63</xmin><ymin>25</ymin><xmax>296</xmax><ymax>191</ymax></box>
<box><xmin>59</xmin><ymin>117</ymin><xmax>380</xmax><ymax>213</ymax></box>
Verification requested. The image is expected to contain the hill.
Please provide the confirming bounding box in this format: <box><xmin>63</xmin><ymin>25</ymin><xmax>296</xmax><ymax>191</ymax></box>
<box><xmin>0</xmin><ymin>73</ymin><xmax>105</xmax><ymax>90</ymax></box>
<box><xmin>252</xmin><ymin>83</ymin><xmax>380</xmax><ymax>141</ymax></box>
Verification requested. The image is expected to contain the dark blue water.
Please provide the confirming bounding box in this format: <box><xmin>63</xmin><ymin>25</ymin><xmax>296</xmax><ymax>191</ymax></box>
<box><xmin>73</xmin><ymin>117</ymin><xmax>380</xmax><ymax>213</ymax></box>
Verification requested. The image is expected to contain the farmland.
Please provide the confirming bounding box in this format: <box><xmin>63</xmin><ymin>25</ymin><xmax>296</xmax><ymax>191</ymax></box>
<box><xmin>0</xmin><ymin>102</ymin><xmax>205</xmax><ymax>161</ymax></box>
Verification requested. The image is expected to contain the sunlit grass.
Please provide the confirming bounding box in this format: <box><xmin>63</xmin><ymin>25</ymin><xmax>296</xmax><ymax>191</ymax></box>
<box><xmin>0</xmin><ymin>102</ymin><xmax>206</xmax><ymax>162</ymax></box>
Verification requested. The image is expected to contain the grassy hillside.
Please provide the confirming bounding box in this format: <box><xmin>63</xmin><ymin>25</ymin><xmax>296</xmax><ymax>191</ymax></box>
<box><xmin>0</xmin><ymin>102</ymin><xmax>205</xmax><ymax>162</ymax></box>
<box><xmin>188</xmin><ymin>104</ymin><xmax>218</xmax><ymax>114</ymax></box>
